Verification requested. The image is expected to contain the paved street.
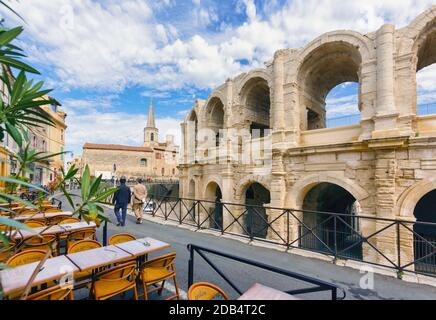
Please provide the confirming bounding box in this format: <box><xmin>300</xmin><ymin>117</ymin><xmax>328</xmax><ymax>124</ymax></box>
<box><xmin>60</xmin><ymin>193</ymin><xmax>436</xmax><ymax>300</ymax></box>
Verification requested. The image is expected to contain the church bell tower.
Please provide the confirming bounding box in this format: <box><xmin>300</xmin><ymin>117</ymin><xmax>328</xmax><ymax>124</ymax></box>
<box><xmin>144</xmin><ymin>97</ymin><xmax>159</xmax><ymax>147</ymax></box>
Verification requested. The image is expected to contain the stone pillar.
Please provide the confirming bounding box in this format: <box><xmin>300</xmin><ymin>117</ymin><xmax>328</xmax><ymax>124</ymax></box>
<box><xmin>267</xmin><ymin>151</ymin><xmax>287</xmax><ymax>243</ymax></box>
<box><xmin>373</xmin><ymin>149</ymin><xmax>398</xmax><ymax>266</ymax></box>
<box><xmin>221</xmin><ymin>164</ymin><xmax>235</xmax><ymax>231</ymax></box>
<box><xmin>272</xmin><ymin>50</ymin><xmax>286</xmax><ymax>131</ymax></box>
<box><xmin>281</xmin><ymin>82</ymin><xmax>299</xmax><ymax>146</ymax></box>
<box><xmin>372</xmin><ymin>24</ymin><xmax>400</xmax><ymax>139</ymax></box>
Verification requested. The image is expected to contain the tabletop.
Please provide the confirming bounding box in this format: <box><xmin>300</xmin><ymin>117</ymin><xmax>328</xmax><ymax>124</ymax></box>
<box><xmin>66</xmin><ymin>245</ymin><xmax>133</xmax><ymax>271</ymax></box>
<box><xmin>114</xmin><ymin>237</ymin><xmax>171</xmax><ymax>257</ymax></box>
<box><xmin>9</xmin><ymin>221</ymin><xmax>96</xmax><ymax>240</ymax></box>
<box><xmin>237</xmin><ymin>283</ymin><xmax>300</xmax><ymax>300</ymax></box>
<box><xmin>13</xmin><ymin>211</ymin><xmax>73</xmax><ymax>221</ymax></box>
<box><xmin>0</xmin><ymin>255</ymin><xmax>79</xmax><ymax>297</ymax></box>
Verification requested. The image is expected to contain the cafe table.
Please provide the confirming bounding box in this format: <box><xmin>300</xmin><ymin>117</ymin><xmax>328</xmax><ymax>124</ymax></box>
<box><xmin>237</xmin><ymin>283</ymin><xmax>300</xmax><ymax>300</ymax></box>
<box><xmin>114</xmin><ymin>237</ymin><xmax>170</xmax><ymax>258</ymax></box>
<box><xmin>9</xmin><ymin>221</ymin><xmax>97</xmax><ymax>240</ymax></box>
<box><xmin>0</xmin><ymin>255</ymin><xmax>79</xmax><ymax>298</ymax></box>
<box><xmin>13</xmin><ymin>211</ymin><xmax>74</xmax><ymax>222</ymax></box>
<box><xmin>66</xmin><ymin>245</ymin><xmax>133</xmax><ymax>271</ymax></box>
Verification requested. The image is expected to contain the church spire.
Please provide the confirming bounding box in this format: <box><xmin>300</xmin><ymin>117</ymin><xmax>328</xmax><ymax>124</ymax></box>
<box><xmin>146</xmin><ymin>97</ymin><xmax>156</xmax><ymax>128</ymax></box>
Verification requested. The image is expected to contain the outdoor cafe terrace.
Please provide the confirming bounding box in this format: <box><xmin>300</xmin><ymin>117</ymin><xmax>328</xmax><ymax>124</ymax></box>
<box><xmin>0</xmin><ymin>195</ymin><xmax>345</xmax><ymax>301</ymax></box>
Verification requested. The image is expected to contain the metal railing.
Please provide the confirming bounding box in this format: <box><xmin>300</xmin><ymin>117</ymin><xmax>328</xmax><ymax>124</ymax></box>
<box><xmin>417</xmin><ymin>103</ymin><xmax>436</xmax><ymax>116</ymax></box>
<box><xmin>187</xmin><ymin>243</ymin><xmax>345</xmax><ymax>300</ymax></box>
<box><xmin>145</xmin><ymin>196</ymin><xmax>436</xmax><ymax>278</ymax></box>
<box><xmin>326</xmin><ymin>114</ymin><xmax>360</xmax><ymax>128</ymax></box>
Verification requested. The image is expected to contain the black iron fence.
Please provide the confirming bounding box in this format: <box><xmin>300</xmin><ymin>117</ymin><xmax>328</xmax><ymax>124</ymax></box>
<box><xmin>187</xmin><ymin>243</ymin><xmax>345</xmax><ymax>300</ymax></box>
<box><xmin>145</xmin><ymin>196</ymin><xmax>436</xmax><ymax>278</ymax></box>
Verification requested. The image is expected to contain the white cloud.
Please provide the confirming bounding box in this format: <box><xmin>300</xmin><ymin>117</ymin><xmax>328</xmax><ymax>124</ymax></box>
<box><xmin>1</xmin><ymin>0</ymin><xmax>434</xmax><ymax>93</ymax></box>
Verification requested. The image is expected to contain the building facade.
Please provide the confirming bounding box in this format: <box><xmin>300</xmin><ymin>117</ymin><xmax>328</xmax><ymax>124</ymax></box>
<box><xmin>179</xmin><ymin>7</ymin><xmax>436</xmax><ymax>272</ymax></box>
<box><xmin>0</xmin><ymin>64</ymin><xmax>67</xmax><ymax>187</ymax></box>
<box><xmin>82</xmin><ymin>99</ymin><xmax>179</xmax><ymax>181</ymax></box>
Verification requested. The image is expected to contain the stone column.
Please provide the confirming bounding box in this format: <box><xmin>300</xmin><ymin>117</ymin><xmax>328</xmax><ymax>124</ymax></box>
<box><xmin>272</xmin><ymin>50</ymin><xmax>286</xmax><ymax>131</ymax></box>
<box><xmin>221</xmin><ymin>164</ymin><xmax>235</xmax><ymax>231</ymax></box>
<box><xmin>267</xmin><ymin>151</ymin><xmax>287</xmax><ymax>243</ymax></box>
<box><xmin>372</xmin><ymin>24</ymin><xmax>400</xmax><ymax>139</ymax></box>
<box><xmin>283</xmin><ymin>82</ymin><xmax>300</xmax><ymax>146</ymax></box>
<box><xmin>373</xmin><ymin>149</ymin><xmax>399</xmax><ymax>266</ymax></box>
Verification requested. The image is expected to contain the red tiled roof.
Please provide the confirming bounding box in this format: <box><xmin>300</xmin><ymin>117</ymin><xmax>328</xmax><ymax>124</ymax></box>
<box><xmin>83</xmin><ymin>143</ymin><xmax>153</xmax><ymax>152</ymax></box>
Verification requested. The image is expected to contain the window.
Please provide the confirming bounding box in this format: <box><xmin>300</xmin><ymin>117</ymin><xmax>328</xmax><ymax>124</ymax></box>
<box><xmin>150</xmin><ymin>133</ymin><xmax>154</xmax><ymax>142</ymax></box>
<box><xmin>60</xmin><ymin>147</ymin><xmax>64</xmax><ymax>161</ymax></box>
<box><xmin>172</xmin><ymin>168</ymin><xmax>175</xmax><ymax>175</ymax></box>
<box><xmin>140</xmin><ymin>158</ymin><xmax>147</xmax><ymax>167</ymax></box>
<box><xmin>61</xmin><ymin>129</ymin><xmax>64</xmax><ymax>141</ymax></box>
<box><xmin>156</xmin><ymin>153</ymin><xmax>161</xmax><ymax>159</ymax></box>
<box><xmin>161</xmin><ymin>168</ymin><xmax>164</xmax><ymax>176</ymax></box>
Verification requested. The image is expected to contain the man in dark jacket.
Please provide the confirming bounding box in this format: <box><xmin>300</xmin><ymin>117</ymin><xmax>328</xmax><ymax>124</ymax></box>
<box><xmin>112</xmin><ymin>176</ymin><xmax>131</xmax><ymax>227</ymax></box>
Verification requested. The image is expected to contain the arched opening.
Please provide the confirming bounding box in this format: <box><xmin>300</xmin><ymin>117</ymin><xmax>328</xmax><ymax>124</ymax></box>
<box><xmin>188</xmin><ymin>179</ymin><xmax>195</xmax><ymax>199</ymax></box>
<box><xmin>416</xmin><ymin>19</ymin><xmax>436</xmax><ymax>116</ymax></box>
<box><xmin>300</xmin><ymin>182</ymin><xmax>362</xmax><ymax>259</ymax></box>
<box><xmin>244</xmin><ymin>182</ymin><xmax>271</xmax><ymax>239</ymax></box>
<box><xmin>413</xmin><ymin>189</ymin><xmax>436</xmax><ymax>274</ymax></box>
<box><xmin>206</xmin><ymin>97</ymin><xmax>225</xmax><ymax>147</ymax></box>
<box><xmin>241</xmin><ymin>77</ymin><xmax>271</xmax><ymax>137</ymax></box>
<box><xmin>205</xmin><ymin>182</ymin><xmax>223</xmax><ymax>230</ymax></box>
<box><xmin>325</xmin><ymin>82</ymin><xmax>360</xmax><ymax>127</ymax></box>
<box><xmin>298</xmin><ymin>42</ymin><xmax>362</xmax><ymax>130</ymax></box>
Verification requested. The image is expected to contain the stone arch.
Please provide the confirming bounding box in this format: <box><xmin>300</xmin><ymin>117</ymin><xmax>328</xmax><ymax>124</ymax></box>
<box><xmin>296</xmin><ymin>36</ymin><xmax>365</xmax><ymax>130</ymax></box>
<box><xmin>396</xmin><ymin>178</ymin><xmax>436</xmax><ymax>218</ymax></box>
<box><xmin>188</xmin><ymin>178</ymin><xmax>196</xmax><ymax>199</ymax></box>
<box><xmin>235</xmin><ymin>69</ymin><xmax>272</xmax><ymax>102</ymax></box>
<box><xmin>236</xmin><ymin>71</ymin><xmax>272</xmax><ymax>133</ymax></box>
<box><xmin>287</xmin><ymin>173</ymin><xmax>370</xmax><ymax>211</ymax></box>
<box><xmin>201</xmin><ymin>91</ymin><xmax>226</xmax><ymax>121</ymax></box>
<box><xmin>398</xmin><ymin>5</ymin><xmax>436</xmax><ymax>57</ymax></box>
<box><xmin>202</xmin><ymin>176</ymin><xmax>223</xmax><ymax>199</ymax></box>
<box><xmin>235</xmin><ymin>175</ymin><xmax>271</xmax><ymax>202</ymax></box>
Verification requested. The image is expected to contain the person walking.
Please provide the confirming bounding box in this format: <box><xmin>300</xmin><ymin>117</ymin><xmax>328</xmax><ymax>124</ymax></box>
<box><xmin>112</xmin><ymin>176</ymin><xmax>131</xmax><ymax>227</ymax></box>
<box><xmin>131</xmin><ymin>178</ymin><xmax>147</xmax><ymax>224</ymax></box>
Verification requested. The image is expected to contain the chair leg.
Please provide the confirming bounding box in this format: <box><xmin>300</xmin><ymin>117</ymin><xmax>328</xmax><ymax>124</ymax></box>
<box><xmin>142</xmin><ymin>283</ymin><xmax>148</xmax><ymax>300</ymax></box>
<box><xmin>133</xmin><ymin>286</ymin><xmax>138</xmax><ymax>300</ymax></box>
<box><xmin>172</xmin><ymin>275</ymin><xmax>180</xmax><ymax>300</ymax></box>
<box><xmin>158</xmin><ymin>280</ymin><xmax>166</xmax><ymax>296</ymax></box>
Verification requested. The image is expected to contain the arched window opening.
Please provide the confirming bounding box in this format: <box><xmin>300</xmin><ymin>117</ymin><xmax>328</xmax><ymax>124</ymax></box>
<box><xmin>299</xmin><ymin>42</ymin><xmax>362</xmax><ymax>130</ymax></box>
<box><xmin>150</xmin><ymin>133</ymin><xmax>154</xmax><ymax>142</ymax></box>
<box><xmin>140</xmin><ymin>158</ymin><xmax>147</xmax><ymax>167</ymax></box>
<box><xmin>416</xmin><ymin>22</ymin><xmax>436</xmax><ymax>116</ymax></box>
<box><xmin>300</xmin><ymin>182</ymin><xmax>362</xmax><ymax>260</ymax></box>
<box><xmin>244</xmin><ymin>183</ymin><xmax>270</xmax><ymax>239</ymax></box>
<box><xmin>413</xmin><ymin>189</ymin><xmax>436</xmax><ymax>274</ymax></box>
<box><xmin>325</xmin><ymin>82</ymin><xmax>360</xmax><ymax>127</ymax></box>
<box><xmin>206</xmin><ymin>98</ymin><xmax>225</xmax><ymax>147</ymax></box>
<box><xmin>241</xmin><ymin>77</ymin><xmax>271</xmax><ymax>137</ymax></box>
<box><xmin>205</xmin><ymin>182</ymin><xmax>223</xmax><ymax>230</ymax></box>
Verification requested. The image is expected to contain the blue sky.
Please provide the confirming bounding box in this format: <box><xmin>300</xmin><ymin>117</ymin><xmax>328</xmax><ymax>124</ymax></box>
<box><xmin>0</xmin><ymin>0</ymin><xmax>434</xmax><ymax>160</ymax></box>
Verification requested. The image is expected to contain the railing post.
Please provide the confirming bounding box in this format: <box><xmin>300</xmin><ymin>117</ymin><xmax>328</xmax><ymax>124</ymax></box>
<box><xmin>103</xmin><ymin>220</ymin><xmax>108</xmax><ymax>246</ymax></box>
<box><xmin>286</xmin><ymin>210</ymin><xmax>290</xmax><ymax>249</ymax></box>
<box><xmin>188</xmin><ymin>245</ymin><xmax>194</xmax><ymax>288</ymax></box>
<box><xmin>179</xmin><ymin>199</ymin><xmax>182</xmax><ymax>223</ymax></box>
<box><xmin>196</xmin><ymin>201</ymin><xmax>201</xmax><ymax>229</ymax></box>
<box><xmin>165</xmin><ymin>200</ymin><xmax>168</xmax><ymax>220</ymax></box>
<box><xmin>334</xmin><ymin>215</ymin><xmax>338</xmax><ymax>259</ymax></box>
<box><xmin>397</xmin><ymin>222</ymin><xmax>402</xmax><ymax>278</ymax></box>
